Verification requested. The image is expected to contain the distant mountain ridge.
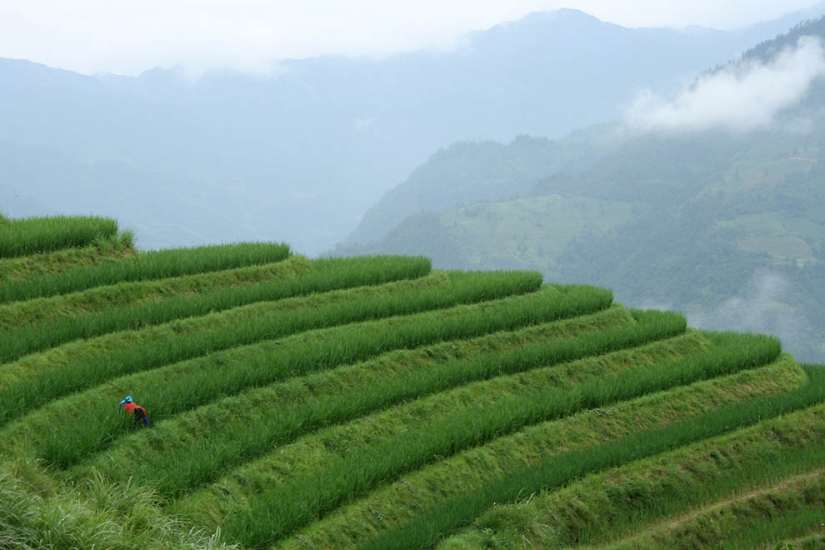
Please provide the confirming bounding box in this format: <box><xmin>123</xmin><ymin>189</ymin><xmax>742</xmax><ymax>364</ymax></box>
<box><xmin>3</xmin><ymin>7</ymin><xmax>825</xmax><ymax>253</ymax></box>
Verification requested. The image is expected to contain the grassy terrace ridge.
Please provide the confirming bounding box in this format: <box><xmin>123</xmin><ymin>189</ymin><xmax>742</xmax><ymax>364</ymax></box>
<box><xmin>0</xmin><ymin>215</ymin><xmax>119</xmax><ymax>258</ymax></box>
<box><xmin>71</xmin><ymin>306</ymin><xmax>668</xmax><ymax>496</ymax></box>
<box><xmin>2</xmin><ymin>283</ymin><xmax>610</xmax><ymax>476</ymax></box>
<box><xmin>0</xmin><ymin>268</ymin><xmax>552</xmax><ymax>462</ymax></box>
<box><xmin>0</xmin><ymin>241</ymin><xmax>292</xmax><ymax>304</ymax></box>
<box><xmin>0</xmin><ymin>255</ymin><xmax>314</xmax><ymax>331</ymax></box>
<box><xmin>0</xmin><ymin>254</ymin><xmax>439</xmax><ymax>362</ymax></box>
<box><xmin>272</xmin><ymin>356</ymin><xmax>806</xmax><ymax>550</ymax></box>
<box><xmin>0</xmin><ymin>269</ymin><xmax>560</xmax><ymax>427</ymax></box>
<box><xmin>594</xmin><ymin>469</ymin><xmax>825</xmax><ymax>550</ymax></box>
<box><xmin>1</xmin><ymin>216</ymin><xmax>824</xmax><ymax>550</ymax></box>
<box><xmin>0</xmin><ymin>232</ymin><xmax>135</xmax><ymax>282</ymax></box>
<box><xmin>434</xmin><ymin>400</ymin><xmax>825</xmax><ymax>550</ymax></box>
<box><xmin>357</xmin><ymin>364</ymin><xmax>825</xmax><ymax>550</ymax></box>
<box><xmin>0</xmin><ymin>257</ymin><xmax>311</xmax><ymax>362</ymax></box>
<box><xmin>215</xmin><ymin>328</ymin><xmax>778</xmax><ymax>547</ymax></box>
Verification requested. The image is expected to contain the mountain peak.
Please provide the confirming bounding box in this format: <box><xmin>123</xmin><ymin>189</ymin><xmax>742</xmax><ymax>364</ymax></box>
<box><xmin>466</xmin><ymin>8</ymin><xmax>615</xmax><ymax>53</ymax></box>
<box><xmin>484</xmin><ymin>8</ymin><xmax>606</xmax><ymax>34</ymax></box>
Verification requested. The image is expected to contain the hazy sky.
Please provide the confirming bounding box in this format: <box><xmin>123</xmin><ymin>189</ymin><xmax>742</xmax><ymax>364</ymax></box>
<box><xmin>1</xmin><ymin>0</ymin><xmax>824</xmax><ymax>76</ymax></box>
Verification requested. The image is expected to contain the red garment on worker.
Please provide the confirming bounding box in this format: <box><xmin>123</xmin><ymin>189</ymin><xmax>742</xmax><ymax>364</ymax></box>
<box><xmin>122</xmin><ymin>402</ymin><xmax>142</xmax><ymax>415</ymax></box>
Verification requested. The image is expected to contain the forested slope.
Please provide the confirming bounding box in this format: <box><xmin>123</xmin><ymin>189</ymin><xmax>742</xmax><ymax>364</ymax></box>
<box><xmin>333</xmin><ymin>17</ymin><xmax>825</xmax><ymax>363</ymax></box>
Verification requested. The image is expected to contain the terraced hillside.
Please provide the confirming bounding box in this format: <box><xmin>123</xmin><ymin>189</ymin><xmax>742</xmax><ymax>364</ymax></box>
<box><xmin>1</xmin><ymin>215</ymin><xmax>823</xmax><ymax>550</ymax></box>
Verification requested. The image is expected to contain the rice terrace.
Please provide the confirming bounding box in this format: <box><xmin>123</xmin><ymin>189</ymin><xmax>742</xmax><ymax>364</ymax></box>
<box><xmin>1</xmin><ymin>214</ymin><xmax>824</xmax><ymax>550</ymax></box>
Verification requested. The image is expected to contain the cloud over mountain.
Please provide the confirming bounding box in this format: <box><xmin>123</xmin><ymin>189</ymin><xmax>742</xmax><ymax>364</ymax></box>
<box><xmin>625</xmin><ymin>36</ymin><xmax>825</xmax><ymax>132</ymax></box>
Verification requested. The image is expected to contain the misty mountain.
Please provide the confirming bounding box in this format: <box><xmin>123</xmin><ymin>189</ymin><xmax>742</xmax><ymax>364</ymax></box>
<box><xmin>344</xmin><ymin>125</ymin><xmax>621</xmax><ymax>244</ymax></box>
<box><xmin>3</xmin><ymin>7</ymin><xmax>824</xmax><ymax>253</ymax></box>
<box><xmin>0</xmin><ymin>139</ymin><xmax>274</xmax><ymax>249</ymax></box>
<box><xmin>332</xmin><ymin>17</ymin><xmax>825</xmax><ymax>363</ymax></box>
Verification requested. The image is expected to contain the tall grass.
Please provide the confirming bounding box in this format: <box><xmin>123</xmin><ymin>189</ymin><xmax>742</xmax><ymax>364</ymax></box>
<box><xmin>20</xmin><ymin>283</ymin><xmax>609</xmax><ymax>470</ymax></box>
<box><xmin>0</xmin><ymin>276</ymin><xmax>583</xmax><ymax>428</ymax></box>
<box><xmin>0</xmin><ymin>256</ymin><xmax>313</xmax><ymax>331</ymax></box>
<box><xmin>0</xmin><ymin>236</ymin><xmax>134</xmax><ymax>283</ymax></box>
<box><xmin>453</xmin><ymin>395</ymin><xmax>823</xmax><ymax>550</ymax></box>
<box><xmin>0</xmin><ymin>241</ymin><xmax>292</xmax><ymax>303</ymax></box>
<box><xmin>718</xmin><ymin>505</ymin><xmax>825</xmax><ymax>550</ymax></box>
<box><xmin>74</xmin><ymin>307</ymin><xmax>674</xmax><ymax>495</ymax></box>
<box><xmin>0</xmin><ymin>215</ymin><xmax>119</xmax><ymax>258</ymax></box>
<box><xmin>355</xmin><ymin>364</ymin><xmax>824</xmax><ymax>550</ymax></box>
<box><xmin>222</xmin><ymin>318</ymin><xmax>776</xmax><ymax>548</ymax></box>
<box><xmin>578</xmin><ymin>448</ymin><xmax>825</xmax><ymax>549</ymax></box>
<box><xmin>0</xmin><ymin>255</ymin><xmax>436</xmax><ymax>362</ymax></box>
<box><xmin>595</xmin><ymin>467</ymin><xmax>825</xmax><ymax>550</ymax></box>
<box><xmin>0</xmin><ymin>458</ymin><xmax>239</xmax><ymax>550</ymax></box>
<box><xmin>262</xmin><ymin>355</ymin><xmax>805</xmax><ymax>550</ymax></box>
<box><xmin>60</xmin><ymin>310</ymin><xmax>643</xmax><ymax>480</ymax></box>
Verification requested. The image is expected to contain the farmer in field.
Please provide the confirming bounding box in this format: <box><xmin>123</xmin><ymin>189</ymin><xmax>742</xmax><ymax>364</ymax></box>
<box><xmin>120</xmin><ymin>396</ymin><xmax>150</xmax><ymax>428</ymax></box>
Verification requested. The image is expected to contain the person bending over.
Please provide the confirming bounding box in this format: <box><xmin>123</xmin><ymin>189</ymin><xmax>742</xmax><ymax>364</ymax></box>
<box><xmin>119</xmin><ymin>395</ymin><xmax>150</xmax><ymax>428</ymax></box>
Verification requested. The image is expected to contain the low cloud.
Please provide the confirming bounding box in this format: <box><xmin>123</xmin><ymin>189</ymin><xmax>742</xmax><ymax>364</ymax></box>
<box><xmin>688</xmin><ymin>269</ymin><xmax>806</xmax><ymax>351</ymax></box>
<box><xmin>625</xmin><ymin>36</ymin><xmax>825</xmax><ymax>133</ymax></box>
<box><xmin>710</xmin><ymin>270</ymin><xmax>790</xmax><ymax>333</ymax></box>
<box><xmin>0</xmin><ymin>1</ymin><xmax>556</xmax><ymax>76</ymax></box>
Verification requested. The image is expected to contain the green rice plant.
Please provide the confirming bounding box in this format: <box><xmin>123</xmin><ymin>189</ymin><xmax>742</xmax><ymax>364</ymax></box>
<box><xmin>0</xmin><ymin>241</ymin><xmax>293</xmax><ymax>303</ymax></box>
<box><xmin>8</xmin><ymin>282</ymin><xmax>609</xmax><ymax>469</ymax></box>
<box><xmin>269</xmin><ymin>355</ymin><xmax>806</xmax><ymax>550</ymax></box>
<box><xmin>61</xmin><ymin>308</ymin><xmax>638</xmax><ymax>479</ymax></box>
<box><xmin>58</xmin><ymin>308</ymin><xmax>636</xmax><ymax>499</ymax></box>
<box><xmin>0</xmin><ymin>255</ymin><xmax>437</xmax><ymax>362</ymax></box>
<box><xmin>771</xmin><ymin>534</ymin><xmax>825</xmax><ymax>550</ymax></box>
<box><xmin>0</xmin><ymin>277</ymin><xmax>593</xmax><ymax>429</ymax></box>
<box><xmin>71</xmin><ymin>306</ymin><xmax>670</xmax><ymax>495</ymax></box>
<box><xmin>596</xmin><ymin>470</ymin><xmax>825</xmax><ymax>550</ymax></box>
<box><xmin>355</xmin><ymin>365</ymin><xmax>825</xmax><ymax>550</ymax></box>
<box><xmin>444</xmin><ymin>397</ymin><xmax>823</xmax><ymax>550</ymax></box>
<box><xmin>221</xmin><ymin>315</ymin><xmax>775</xmax><ymax>548</ymax></box>
<box><xmin>0</xmin><ymin>235</ymin><xmax>134</xmax><ymax>283</ymax></box>
<box><xmin>0</xmin><ymin>457</ymin><xmax>240</xmax><ymax>550</ymax></box>
<box><xmin>0</xmin><ymin>215</ymin><xmax>119</xmax><ymax>258</ymax></box>
<box><xmin>0</xmin><ymin>254</ymin><xmax>431</xmax><ymax>332</ymax></box>
<box><xmin>569</xmin><ymin>451</ymin><xmax>825</xmax><ymax>549</ymax></box>
<box><xmin>0</xmin><ymin>256</ymin><xmax>313</xmax><ymax>331</ymax></box>
<box><xmin>726</xmin><ymin>505</ymin><xmax>825</xmax><ymax>550</ymax></box>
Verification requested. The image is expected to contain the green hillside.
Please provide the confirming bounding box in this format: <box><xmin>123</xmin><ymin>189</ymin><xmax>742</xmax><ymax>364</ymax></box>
<box><xmin>1</xmin><ymin>215</ymin><xmax>824</xmax><ymax>549</ymax></box>
<box><xmin>335</xmin><ymin>126</ymin><xmax>825</xmax><ymax>364</ymax></box>
<box><xmin>334</xmin><ymin>18</ymin><xmax>825</xmax><ymax>365</ymax></box>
